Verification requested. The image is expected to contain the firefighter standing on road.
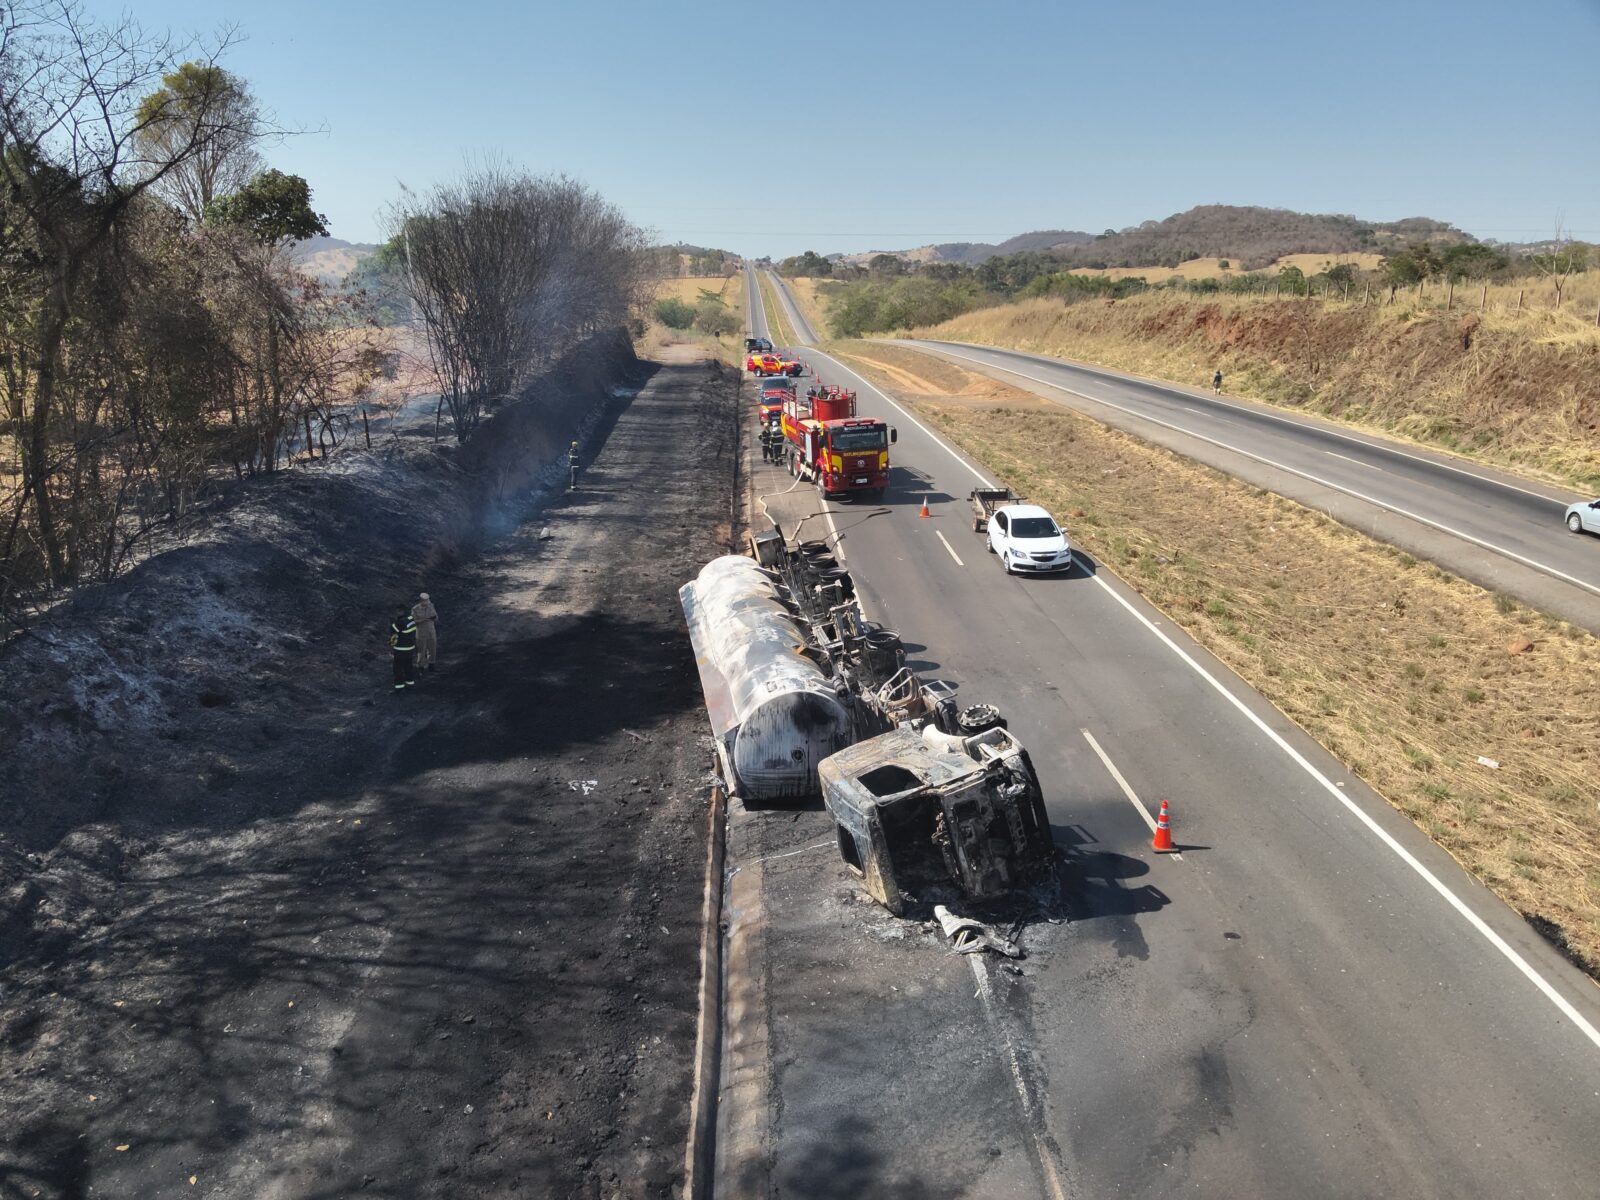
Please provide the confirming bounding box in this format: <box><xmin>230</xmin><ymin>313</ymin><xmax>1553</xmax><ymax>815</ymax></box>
<box><xmin>389</xmin><ymin>609</ymin><xmax>418</xmax><ymax>691</ymax></box>
<box><xmin>759</xmin><ymin>422</ymin><xmax>775</xmax><ymax>463</ymax></box>
<box><xmin>568</xmin><ymin>440</ymin><xmax>581</xmax><ymax>489</ymax></box>
<box><xmin>411</xmin><ymin>592</ymin><xmax>439</xmax><ymax>671</ymax></box>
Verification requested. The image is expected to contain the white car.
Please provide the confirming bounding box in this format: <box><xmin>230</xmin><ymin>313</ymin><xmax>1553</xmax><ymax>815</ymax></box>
<box><xmin>987</xmin><ymin>504</ymin><xmax>1073</xmax><ymax>574</ymax></box>
<box><xmin>1565</xmin><ymin>498</ymin><xmax>1600</xmax><ymax>535</ymax></box>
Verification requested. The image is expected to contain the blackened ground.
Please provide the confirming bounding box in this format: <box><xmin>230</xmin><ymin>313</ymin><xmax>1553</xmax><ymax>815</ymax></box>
<box><xmin>0</xmin><ymin>353</ymin><xmax>738</xmax><ymax>1200</ymax></box>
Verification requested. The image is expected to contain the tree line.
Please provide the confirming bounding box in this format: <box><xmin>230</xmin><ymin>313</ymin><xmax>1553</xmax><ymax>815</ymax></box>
<box><xmin>1</xmin><ymin>2</ymin><xmax>652</xmax><ymax>632</ymax></box>
<box><xmin>794</xmin><ymin>236</ymin><xmax>1595</xmax><ymax>338</ymax></box>
<box><xmin>0</xmin><ymin>2</ymin><xmax>378</xmax><ymax>630</ymax></box>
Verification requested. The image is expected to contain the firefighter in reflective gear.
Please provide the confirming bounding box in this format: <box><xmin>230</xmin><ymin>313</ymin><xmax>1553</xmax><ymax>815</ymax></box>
<box><xmin>389</xmin><ymin>610</ymin><xmax>418</xmax><ymax>690</ymax></box>
<box><xmin>568</xmin><ymin>440</ymin><xmax>581</xmax><ymax>488</ymax></box>
<box><xmin>411</xmin><ymin>592</ymin><xmax>438</xmax><ymax>670</ymax></box>
<box><xmin>758</xmin><ymin>422</ymin><xmax>775</xmax><ymax>463</ymax></box>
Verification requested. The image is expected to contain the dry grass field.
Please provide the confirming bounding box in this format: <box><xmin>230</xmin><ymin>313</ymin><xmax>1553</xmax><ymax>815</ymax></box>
<box><xmin>915</xmin><ymin>289</ymin><xmax>1600</xmax><ymax>488</ymax></box>
<box><xmin>653</xmin><ymin>274</ymin><xmax>742</xmax><ymax>306</ymax></box>
<box><xmin>832</xmin><ymin>338</ymin><xmax>1600</xmax><ymax>974</ymax></box>
<box><xmin>638</xmin><ymin>274</ymin><xmax>745</xmax><ymax>365</ymax></box>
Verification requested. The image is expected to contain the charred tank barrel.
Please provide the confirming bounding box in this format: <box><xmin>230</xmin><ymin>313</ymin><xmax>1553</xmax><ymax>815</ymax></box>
<box><xmin>679</xmin><ymin>555</ymin><xmax>854</xmax><ymax>801</ymax></box>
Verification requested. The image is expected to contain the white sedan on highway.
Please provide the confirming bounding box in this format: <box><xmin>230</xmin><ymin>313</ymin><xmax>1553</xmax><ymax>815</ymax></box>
<box><xmin>987</xmin><ymin>504</ymin><xmax>1073</xmax><ymax>574</ymax></box>
<box><xmin>1565</xmin><ymin>498</ymin><xmax>1600</xmax><ymax>535</ymax></box>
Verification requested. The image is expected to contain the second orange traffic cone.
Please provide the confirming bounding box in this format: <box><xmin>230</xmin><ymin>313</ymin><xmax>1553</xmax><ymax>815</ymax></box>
<box><xmin>1152</xmin><ymin>799</ymin><xmax>1176</xmax><ymax>853</ymax></box>
<box><xmin>919</xmin><ymin>495</ymin><xmax>931</xmax><ymax>518</ymax></box>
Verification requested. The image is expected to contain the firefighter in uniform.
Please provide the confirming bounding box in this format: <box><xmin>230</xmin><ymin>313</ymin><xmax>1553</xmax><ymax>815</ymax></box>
<box><xmin>411</xmin><ymin>592</ymin><xmax>438</xmax><ymax>670</ymax></box>
<box><xmin>568</xmin><ymin>440</ymin><xmax>581</xmax><ymax>488</ymax></box>
<box><xmin>758</xmin><ymin>422</ymin><xmax>774</xmax><ymax>463</ymax></box>
<box><xmin>389</xmin><ymin>609</ymin><xmax>418</xmax><ymax>691</ymax></box>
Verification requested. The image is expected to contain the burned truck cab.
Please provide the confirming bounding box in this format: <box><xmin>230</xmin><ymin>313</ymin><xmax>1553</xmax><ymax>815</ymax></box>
<box><xmin>819</xmin><ymin>723</ymin><xmax>1056</xmax><ymax>915</ymax></box>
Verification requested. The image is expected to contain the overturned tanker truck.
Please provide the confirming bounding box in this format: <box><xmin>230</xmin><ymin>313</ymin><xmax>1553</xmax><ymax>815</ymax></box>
<box><xmin>679</xmin><ymin>530</ymin><xmax>1055</xmax><ymax>913</ymax></box>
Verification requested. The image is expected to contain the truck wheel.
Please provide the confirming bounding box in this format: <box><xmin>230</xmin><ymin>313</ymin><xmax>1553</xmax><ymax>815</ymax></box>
<box><xmin>958</xmin><ymin>703</ymin><xmax>1006</xmax><ymax>735</ymax></box>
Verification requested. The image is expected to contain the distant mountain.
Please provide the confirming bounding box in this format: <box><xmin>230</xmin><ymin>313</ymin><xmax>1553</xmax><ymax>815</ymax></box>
<box><xmin>284</xmin><ymin>236</ymin><xmax>379</xmax><ymax>284</ymax></box>
<box><xmin>824</xmin><ymin>208</ymin><xmax>1476</xmax><ymax>272</ymax></box>
<box><xmin>925</xmin><ymin>230</ymin><xmax>1096</xmax><ymax>265</ymax></box>
<box><xmin>1057</xmin><ymin>206</ymin><xmax>1473</xmax><ymax>272</ymax></box>
<box><xmin>836</xmin><ymin>230</ymin><xmax>1093</xmax><ymax>267</ymax></box>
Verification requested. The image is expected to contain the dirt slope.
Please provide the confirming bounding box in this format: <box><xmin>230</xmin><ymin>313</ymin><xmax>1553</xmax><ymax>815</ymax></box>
<box><xmin>0</xmin><ymin>345</ymin><xmax>738</xmax><ymax>1198</ymax></box>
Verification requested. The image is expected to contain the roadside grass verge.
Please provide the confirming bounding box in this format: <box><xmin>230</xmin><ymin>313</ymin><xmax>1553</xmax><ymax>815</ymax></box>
<box><xmin>909</xmin><ymin>291</ymin><xmax>1600</xmax><ymax>491</ymax></box>
<box><xmin>757</xmin><ymin>270</ymin><xmax>800</xmax><ymax>348</ymax></box>
<box><xmin>835</xmin><ymin>340</ymin><xmax>1600</xmax><ymax>976</ymax></box>
<box><xmin>779</xmin><ymin>275</ymin><xmax>830</xmax><ymax>337</ymax></box>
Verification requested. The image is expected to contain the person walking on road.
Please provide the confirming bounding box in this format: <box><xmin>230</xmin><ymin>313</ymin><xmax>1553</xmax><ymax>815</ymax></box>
<box><xmin>568</xmin><ymin>440</ymin><xmax>581</xmax><ymax>490</ymax></box>
<box><xmin>1212</xmin><ymin>369</ymin><xmax>1224</xmax><ymax>394</ymax></box>
<box><xmin>411</xmin><ymin>592</ymin><xmax>439</xmax><ymax>671</ymax></box>
<box><xmin>389</xmin><ymin>609</ymin><xmax>418</xmax><ymax>692</ymax></box>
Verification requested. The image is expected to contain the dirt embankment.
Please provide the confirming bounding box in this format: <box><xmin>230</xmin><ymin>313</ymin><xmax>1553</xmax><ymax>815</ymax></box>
<box><xmin>916</xmin><ymin>294</ymin><xmax>1600</xmax><ymax>487</ymax></box>
<box><xmin>0</xmin><ymin>334</ymin><xmax>739</xmax><ymax>1199</ymax></box>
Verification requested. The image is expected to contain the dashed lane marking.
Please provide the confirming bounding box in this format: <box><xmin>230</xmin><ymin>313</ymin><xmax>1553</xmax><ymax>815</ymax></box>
<box><xmin>935</xmin><ymin>530</ymin><xmax>965</xmax><ymax>566</ymax></box>
<box><xmin>1327</xmin><ymin>450</ymin><xmax>1382</xmax><ymax>470</ymax></box>
<box><xmin>1080</xmin><ymin>728</ymin><xmax>1182</xmax><ymax>861</ymax></box>
<box><xmin>802</xmin><ymin>338</ymin><xmax>1600</xmax><ymax>1054</ymax></box>
<box><xmin>921</xmin><ymin>344</ymin><xmax>1600</xmax><ymax>600</ymax></box>
<box><xmin>923</xmin><ymin>341</ymin><xmax>1569</xmax><ymax>506</ymax></box>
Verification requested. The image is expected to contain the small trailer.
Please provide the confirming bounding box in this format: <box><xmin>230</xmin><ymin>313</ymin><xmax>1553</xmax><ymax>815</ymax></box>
<box><xmin>969</xmin><ymin>487</ymin><xmax>1024</xmax><ymax>532</ymax></box>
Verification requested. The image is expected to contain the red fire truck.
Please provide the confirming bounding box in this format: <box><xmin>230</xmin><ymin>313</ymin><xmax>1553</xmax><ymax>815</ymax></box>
<box><xmin>780</xmin><ymin>383</ymin><xmax>896</xmax><ymax>499</ymax></box>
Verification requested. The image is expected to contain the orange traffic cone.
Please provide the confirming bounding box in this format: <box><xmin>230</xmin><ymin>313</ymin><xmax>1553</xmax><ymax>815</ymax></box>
<box><xmin>1152</xmin><ymin>799</ymin><xmax>1176</xmax><ymax>853</ymax></box>
<box><xmin>919</xmin><ymin>495</ymin><xmax>931</xmax><ymax>518</ymax></box>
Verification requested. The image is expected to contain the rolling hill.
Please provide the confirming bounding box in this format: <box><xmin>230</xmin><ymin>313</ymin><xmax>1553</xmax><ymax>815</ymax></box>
<box><xmin>829</xmin><ymin>206</ymin><xmax>1473</xmax><ymax>271</ymax></box>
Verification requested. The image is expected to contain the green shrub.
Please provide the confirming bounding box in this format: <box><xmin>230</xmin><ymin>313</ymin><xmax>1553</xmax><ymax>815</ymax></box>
<box><xmin>654</xmin><ymin>297</ymin><xmax>695</xmax><ymax>329</ymax></box>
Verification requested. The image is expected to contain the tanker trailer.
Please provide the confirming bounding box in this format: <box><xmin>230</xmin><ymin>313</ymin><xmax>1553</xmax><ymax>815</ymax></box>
<box><xmin>679</xmin><ymin>555</ymin><xmax>855</xmax><ymax>802</ymax></box>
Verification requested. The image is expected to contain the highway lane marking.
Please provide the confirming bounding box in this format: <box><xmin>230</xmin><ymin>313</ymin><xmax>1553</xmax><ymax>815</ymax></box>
<box><xmin>924</xmin><ymin>341</ymin><xmax>1569</xmax><ymax>507</ymax></box>
<box><xmin>1089</xmin><ymin>568</ymin><xmax>1600</xmax><ymax>1052</ymax></box>
<box><xmin>1182</xmin><ymin>406</ymin><xmax>1208</xmax><ymax>415</ymax></box>
<box><xmin>935</xmin><ymin>530</ymin><xmax>965</xmax><ymax>566</ymax></box>
<box><xmin>967</xmin><ymin>956</ymin><xmax>1072</xmax><ymax>1200</ymax></box>
<box><xmin>921</xmin><ymin>345</ymin><xmax>1600</xmax><ymax>599</ymax></box>
<box><xmin>820</xmin><ymin>341</ymin><xmax>1600</xmax><ymax>1053</ymax></box>
<box><xmin>1326</xmin><ymin>450</ymin><xmax>1382</xmax><ymax>470</ymax></box>
<box><xmin>1080</xmin><ymin>728</ymin><xmax>1182</xmax><ymax>861</ymax></box>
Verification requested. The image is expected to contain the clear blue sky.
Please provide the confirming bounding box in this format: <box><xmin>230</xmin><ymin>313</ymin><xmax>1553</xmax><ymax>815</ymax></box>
<box><xmin>100</xmin><ymin>0</ymin><xmax>1600</xmax><ymax>256</ymax></box>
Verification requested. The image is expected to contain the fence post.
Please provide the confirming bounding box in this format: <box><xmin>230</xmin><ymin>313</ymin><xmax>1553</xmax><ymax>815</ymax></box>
<box><xmin>1594</xmin><ymin>296</ymin><xmax>1599</xmax><ymax>328</ymax></box>
<box><xmin>1362</xmin><ymin>281</ymin><xmax>1370</xmax><ymax>305</ymax></box>
<box><xmin>1517</xmin><ymin>289</ymin><xmax>1524</xmax><ymax>312</ymax></box>
<box><xmin>1446</xmin><ymin>278</ymin><xmax>1454</xmax><ymax>311</ymax></box>
<box><xmin>1480</xmin><ymin>284</ymin><xmax>1487</xmax><ymax>313</ymax></box>
<box><xmin>303</xmin><ymin>412</ymin><xmax>315</xmax><ymax>460</ymax></box>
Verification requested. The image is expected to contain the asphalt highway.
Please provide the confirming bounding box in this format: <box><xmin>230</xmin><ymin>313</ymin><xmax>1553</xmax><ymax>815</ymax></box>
<box><xmin>880</xmin><ymin>335</ymin><xmax>1600</xmax><ymax>632</ymax></box>
<box><xmin>740</xmin><ymin>265</ymin><xmax>1600</xmax><ymax>1197</ymax></box>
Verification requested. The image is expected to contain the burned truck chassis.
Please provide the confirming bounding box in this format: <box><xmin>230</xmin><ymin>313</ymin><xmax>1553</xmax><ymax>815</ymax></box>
<box><xmin>726</xmin><ymin>528</ymin><xmax>1056</xmax><ymax>913</ymax></box>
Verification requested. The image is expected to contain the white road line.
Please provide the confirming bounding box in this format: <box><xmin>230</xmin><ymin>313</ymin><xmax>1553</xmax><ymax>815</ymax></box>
<box><xmin>824</xmin><ymin>342</ymin><xmax>1600</xmax><ymax>1053</ymax></box>
<box><xmin>1182</xmin><ymin>406</ymin><xmax>1208</xmax><ymax>416</ymax></box>
<box><xmin>967</xmin><ymin>956</ymin><xmax>1071</xmax><ymax>1200</ymax></box>
<box><xmin>1326</xmin><ymin>450</ymin><xmax>1382</xmax><ymax>470</ymax></box>
<box><xmin>1080</xmin><ymin>728</ymin><xmax>1182</xmax><ymax>861</ymax></box>
<box><xmin>927</xmin><ymin>342</ymin><xmax>1569</xmax><ymax>506</ymax></box>
<box><xmin>1088</xmin><ymin>568</ymin><xmax>1600</xmax><ymax>1051</ymax></box>
<box><xmin>924</xmin><ymin>345</ymin><xmax>1600</xmax><ymax>599</ymax></box>
<box><xmin>935</xmin><ymin>530</ymin><xmax>965</xmax><ymax>566</ymax></box>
